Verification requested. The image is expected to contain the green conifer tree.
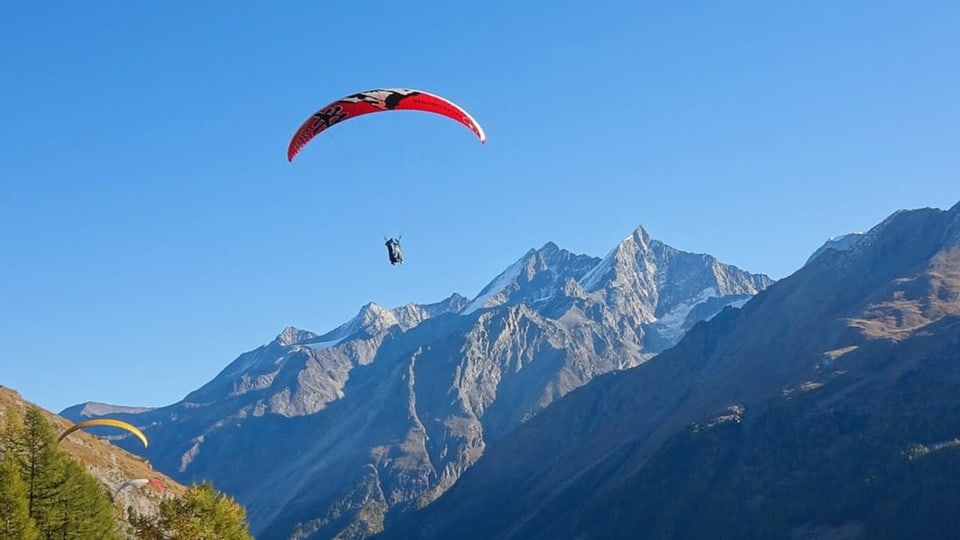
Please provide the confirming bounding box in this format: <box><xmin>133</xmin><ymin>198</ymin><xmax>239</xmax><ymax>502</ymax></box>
<box><xmin>0</xmin><ymin>413</ymin><xmax>40</xmax><ymax>540</ymax></box>
<box><xmin>131</xmin><ymin>482</ymin><xmax>254</xmax><ymax>539</ymax></box>
<box><xmin>14</xmin><ymin>407</ymin><xmax>122</xmax><ymax>539</ymax></box>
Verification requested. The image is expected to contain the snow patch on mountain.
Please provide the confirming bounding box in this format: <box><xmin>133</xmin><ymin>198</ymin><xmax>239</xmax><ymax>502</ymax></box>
<box><xmin>302</xmin><ymin>337</ymin><xmax>348</xmax><ymax>350</ymax></box>
<box><xmin>806</xmin><ymin>232</ymin><xmax>865</xmax><ymax>265</ymax></box>
<box><xmin>321</xmin><ymin>302</ymin><xmax>401</xmax><ymax>339</ymax></box>
<box><xmin>704</xmin><ymin>296</ymin><xmax>752</xmax><ymax>322</ymax></box>
<box><xmin>650</xmin><ymin>287</ymin><xmax>719</xmax><ymax>342</ymax></box>
<box><xmin>578</xmin><ymin>245</ymin><xmax>617</xmax><ymax>292</ymax></box>
<box><xmin>463</xmin><ymin>254</ymin><xmax>529</xmax><ymax>315</ymax></box>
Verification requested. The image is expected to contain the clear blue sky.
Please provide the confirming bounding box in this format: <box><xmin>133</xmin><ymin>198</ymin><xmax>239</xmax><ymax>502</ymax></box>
<box><xmin>2</xmin><ymin>1</ymin><xmax>957</xmax><ymax>413</ymax></box>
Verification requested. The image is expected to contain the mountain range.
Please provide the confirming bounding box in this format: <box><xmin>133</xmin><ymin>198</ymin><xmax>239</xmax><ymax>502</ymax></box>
<box><xmin>59</xmin><ymin>202</ymin><xmax>960</xmax><ymax>539</ymax></box>
<box><xmin>61</xmin><ymin>224</ymin><xmax>773</xmax><ymax>539</ymax></box>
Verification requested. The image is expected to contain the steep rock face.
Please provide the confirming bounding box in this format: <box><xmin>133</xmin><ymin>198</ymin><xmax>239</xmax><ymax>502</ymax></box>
<box><xmin>254</xmin><ymin>303</ymin><xmax>648</xmax><ymax>540</ymax></box>
<box><xmin>60</xmin><ymin>227</ymin><xmax>773</xmax><ymax>540</ymax></box>
<box><xmin>462</xmin><ymin>242</ymin><xmax>600</xmax><ymax>314</ymax></box>
<box><xmin>383</xmin><ymin>203</ymin><xmax>960</xmax><ymax>540</ymax></box>
<box><xmin>573</xmin><ymin>226</ymin><xmax>773</xmax><ymax>350</ymax></box>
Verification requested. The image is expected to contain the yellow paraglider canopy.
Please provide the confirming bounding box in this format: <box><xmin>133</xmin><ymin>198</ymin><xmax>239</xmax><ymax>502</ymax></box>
<box><xmin>57</xmin><ymin>418</ymin><xmax>148</xmax><ymax>448</ymax></box>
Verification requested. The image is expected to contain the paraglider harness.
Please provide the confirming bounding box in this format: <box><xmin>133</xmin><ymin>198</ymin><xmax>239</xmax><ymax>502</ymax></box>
<box><xmin>385</xmin><ymin>237</ymin><xmax>403</xmax><ymax>265</ymax></box>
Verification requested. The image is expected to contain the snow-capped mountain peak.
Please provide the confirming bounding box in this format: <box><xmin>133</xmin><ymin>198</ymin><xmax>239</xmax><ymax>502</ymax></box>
<box><xmin>630</xmin><ymin>224</ymin><xmax>653</xmax><ymax>251</ymax></box>
<box><xmin>578</xmin><ymin>225</ymin><xmax>664</xmax><ymax>293</ymax></box>
<box><xmin>277</xmin><ymin>326</ymin><xmax>319</xmax><ymax>346</ymax></box>
<box><xmin>354</xmin><ymin>302</ymin><xmax>400</xmax><ymax>333</ymax></box>
<box><xmin>462</xmin><ymin>243</ymin><xmax>600</xmax><ymax>315</ymax></box>
<box><xmin>572</xmin><ymin>224</ymin><xmax>775</xmax><ymax>351</ymax></box>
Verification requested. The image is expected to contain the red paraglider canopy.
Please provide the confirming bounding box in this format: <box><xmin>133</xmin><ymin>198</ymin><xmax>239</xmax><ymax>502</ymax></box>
<box><xmin>286</xmin><ymin>88</ymin><xmax>486</xmax><ymax>162</ymax></box>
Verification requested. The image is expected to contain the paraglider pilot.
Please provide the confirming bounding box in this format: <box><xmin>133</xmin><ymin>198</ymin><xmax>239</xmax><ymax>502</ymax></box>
<box><xmin>385</xmin><ymin>237</ymin><xmax>403</xmax><ymax>265</ymax></box>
